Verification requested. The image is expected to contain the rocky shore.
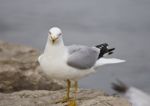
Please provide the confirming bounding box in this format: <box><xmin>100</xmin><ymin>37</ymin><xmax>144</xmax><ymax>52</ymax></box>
<box><xmin>0</xmin><ymin>41</ymin><xmax>130</xmax><ymax>106</ymax></box>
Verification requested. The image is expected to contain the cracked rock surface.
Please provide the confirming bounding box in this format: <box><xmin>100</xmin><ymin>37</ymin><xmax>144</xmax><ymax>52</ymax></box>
<box><xmin>0</xmin><ymin>89</ymin><xmax>130</xmax><ymax>106</ymax></box>
<box><xmin>0</xmin><ymin>41</ymin><xmax>64</xmax><ymax>92</ymax></box>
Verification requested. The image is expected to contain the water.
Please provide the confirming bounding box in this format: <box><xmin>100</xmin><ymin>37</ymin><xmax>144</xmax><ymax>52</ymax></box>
<box><xmin>0</xmin><ymin>0</ymin><xmax>150</xmax><ymax>94</ymax></box>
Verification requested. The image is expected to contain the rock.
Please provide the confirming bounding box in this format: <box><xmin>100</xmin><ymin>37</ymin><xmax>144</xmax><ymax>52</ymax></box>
<box><xmin>0</xmin><ymin>89</ymin><xmax>131</xmax><ymax>106</ymax></box>
<box><xmin>0</xmin><ymin>41</ymin><xmax>64</xmax><ymax>92</ymax></box>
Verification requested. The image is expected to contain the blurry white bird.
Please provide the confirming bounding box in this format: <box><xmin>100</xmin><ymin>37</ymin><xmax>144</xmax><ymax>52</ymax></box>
<box><xmin>38</xmin><ymin>27</ymin><xmax>125</xmax><ymax>106</ymax></box>
<box><xmin>112</xmin><ymin>80</ymin><xmax>150</xmax><ymax>106</ymax></box>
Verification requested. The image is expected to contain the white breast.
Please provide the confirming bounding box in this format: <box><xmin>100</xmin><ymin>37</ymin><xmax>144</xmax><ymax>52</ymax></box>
<box><xmin>38</xmin><ymin>53</ymin><xmax>95</xmax><ymax>80</ymax></box>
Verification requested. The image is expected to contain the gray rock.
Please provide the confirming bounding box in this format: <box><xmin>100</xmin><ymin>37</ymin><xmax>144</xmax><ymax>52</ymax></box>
<box><xmin>0</xmin><ymin>41</ymin><xmax>64</xmax><ymax>92</ymax></box>
<box><xmin>0</xmin><ymin>89</ymin><xmax>131</xmax><ymax>106</ymax></box>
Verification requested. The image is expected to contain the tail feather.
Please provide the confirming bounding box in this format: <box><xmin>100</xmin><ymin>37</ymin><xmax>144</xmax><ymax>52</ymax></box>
<box><xmin>94</xmin><ymin>58</ymin><xmax>126</xmax><ymax>68</ymax></box>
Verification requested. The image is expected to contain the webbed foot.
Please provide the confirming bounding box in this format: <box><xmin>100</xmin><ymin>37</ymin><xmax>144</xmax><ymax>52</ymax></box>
<box><xmin>68</xmin><ymin>99</ymin><xmax>77</xmax><ymax>106</ymax></box>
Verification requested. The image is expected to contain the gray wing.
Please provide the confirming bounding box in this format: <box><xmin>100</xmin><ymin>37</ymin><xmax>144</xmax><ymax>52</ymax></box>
<box><xmin>67</xmin><ymin>45</ymin><xmax>99</xmax><ymax>70</ymax></box>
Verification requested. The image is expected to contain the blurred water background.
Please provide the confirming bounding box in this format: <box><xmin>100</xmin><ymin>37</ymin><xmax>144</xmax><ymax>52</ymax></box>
<box><xmin>0</xmin><ymin>0</ymin><xmax>150</xmax><ymax>94</ymax></box>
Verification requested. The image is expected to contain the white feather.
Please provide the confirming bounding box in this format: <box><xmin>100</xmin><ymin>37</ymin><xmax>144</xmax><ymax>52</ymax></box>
<box><xmin>94</xmin><ymin>58</ymin><xmax>126</xmax><ymax>68</ymax></box>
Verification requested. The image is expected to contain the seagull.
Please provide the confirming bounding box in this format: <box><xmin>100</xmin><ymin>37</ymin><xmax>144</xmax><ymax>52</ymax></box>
<box><xmin>38</xmin><ymin>27</ymin><xmax>125</xmax><ymax>106</ymax></box>
<box><xmin>112</xmin><ymin>80</ymin><xmax>150</xmax><ymax>106</ymax></box>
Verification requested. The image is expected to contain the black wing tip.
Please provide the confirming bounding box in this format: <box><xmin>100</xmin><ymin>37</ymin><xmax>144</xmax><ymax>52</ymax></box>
<box><xmin>96</xmin><ymin>43</ymin><xmax>108</xmax><ymax>48</ymax></box>
<box><xmin>95</xmin><ymin>43</ymin><xmax>115</xmax><ymax>59</ymax></box>
<box><xmin>108</xmin><ymin>48</ymin><xmax>115</xmax><ymax>52</ymax></box>
<box><xmin>111</xmin><ymin>80</ymin><xmax>129</xmax><ymax>94</ymax></box>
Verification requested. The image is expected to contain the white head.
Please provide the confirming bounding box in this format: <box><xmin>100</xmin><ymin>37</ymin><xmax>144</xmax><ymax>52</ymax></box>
<box><xmin>48</xmin><ymin>27</ymin><xmax>62</xmax><ymax>44</ymax></box>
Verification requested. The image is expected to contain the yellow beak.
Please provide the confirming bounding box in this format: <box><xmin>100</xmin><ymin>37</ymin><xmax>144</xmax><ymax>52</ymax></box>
<box><xmin>49</xmin><ymin>33</ymin><xmax>59</xmax><ymax>44</ymax></box>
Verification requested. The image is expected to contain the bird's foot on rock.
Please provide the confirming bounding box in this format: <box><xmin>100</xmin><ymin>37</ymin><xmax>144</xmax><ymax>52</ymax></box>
<box><xmin>68</xmin><ymin>99</ymin><xmax>77</xmax><ymax>106</ymax></box>
<box><xmin>53</xmin><ymin>96</ymin><xmax>71</xmax><ymax>104</ymax></box>
<box><xmin>61</xmin><ymin>96</ymin><xmax>71</xmax><ymax>103</ymax></box>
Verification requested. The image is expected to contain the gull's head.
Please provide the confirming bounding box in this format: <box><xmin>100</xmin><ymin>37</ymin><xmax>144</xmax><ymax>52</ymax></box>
<box><xmin>48</xmin><ymin>27</ymin><xmax>62</xmax><ymax>44</ymax></box>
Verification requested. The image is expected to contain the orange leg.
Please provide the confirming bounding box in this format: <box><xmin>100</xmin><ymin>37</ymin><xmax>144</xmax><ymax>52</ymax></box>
<box><xmin>68</xmin><ymin>81</ymin><xmax>78</xmax><ymax>106</ymax></box>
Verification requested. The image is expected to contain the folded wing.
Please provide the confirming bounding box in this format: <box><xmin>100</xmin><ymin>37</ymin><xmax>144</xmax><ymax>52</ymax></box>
<box><xmin>67</xmin><ymin>45</ymin><xmax>99</xmax><ymax>70</ymax></box>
